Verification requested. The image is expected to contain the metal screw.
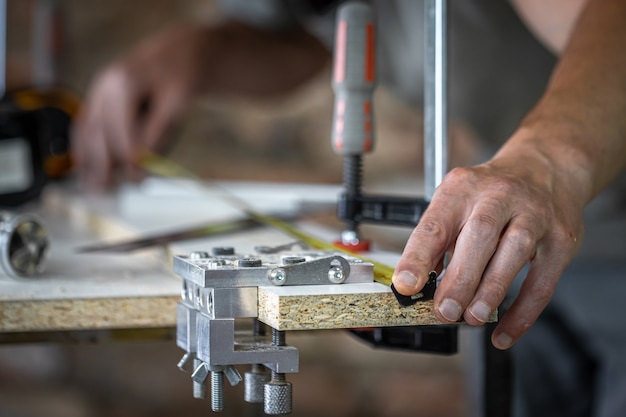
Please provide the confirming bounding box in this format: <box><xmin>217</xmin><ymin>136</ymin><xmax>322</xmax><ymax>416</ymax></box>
<box><xmin>212</xmin><ymin>246</ymin><xmax>235</xmax><ymax>256</ymax></box>
<box><xmin>237</xmin><ymin>257</ymin><xmax>262</xmax><ymax>267</ymax></box>
<box><xmin>264</xmin><ymin>329</ymin><xmax>292</xmax><ymax>415</ymax></box>
<box><xmin>206</xmin><ymin>259</ymin><xmax>226</xmax><ymax>269</ymax></box>
<box><xmin>177</xmin><ymin>352</ymin><xmax>192</xmax><ymax>372</ymax></box>
<box><xmin>245</xmin><ymin>364</ymin><xmax>270</xmax><ymax>403</ymax></box>
<box><xmin>341</xmin><ymin>229</ymin><xmax>360</xmax><ymax>245</ymax></box>
<box><xmin>192</xmin><ymin>358</ymin><xmax>207</xmax><ymax>399</ymax></box>
<box><xmin>268</xmin><ymin>268</ymin><xmax>287</xmax><ymax>286</ymax></box>
<box><xmin>281</xmin><ymin>256</ymin><xmax>305</xmax><ymax>265</ymax></box>
<box><xmin>211</xmin><ymin>369</ymin><xmax>225</xmax><ymax>412</ymax></box>
<box><xmin>246</xmin><ymin>319</ymin><xmax>270</xmax><ymax>403</ymax></box>
<box><xmin>189</xmin><ymin>251</ymin><xmax>209</xmax><ymax>260</ymax></box>
<box><xmin>328</xmin><ymin>265</ymin><xmax>346</xmax><ymax>284</ymax></box>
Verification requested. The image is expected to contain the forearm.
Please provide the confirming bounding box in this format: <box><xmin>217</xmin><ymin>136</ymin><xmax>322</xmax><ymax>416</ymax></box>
<box><xmin>197</xmin><ymin>21</ymin><xmax>331</xmax><ymax>98</ymax></box>
<box><xmin>498</xmin><ymin>0</ymin><xmax>626</xmax><ymax>205</ymax></box>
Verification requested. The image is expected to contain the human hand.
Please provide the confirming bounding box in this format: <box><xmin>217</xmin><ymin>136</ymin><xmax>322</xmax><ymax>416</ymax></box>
<box><xmin>72</xmin><ymin>25</ymin><xmax>210</xmax><ymax>188</ymax></box>
<box><xmin>392</xmin><ymin>145</ymin><xmax>585</xmax><ymax>349</ymax></box>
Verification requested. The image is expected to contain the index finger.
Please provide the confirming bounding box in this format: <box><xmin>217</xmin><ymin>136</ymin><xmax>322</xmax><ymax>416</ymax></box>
<box><xmin>392</xmin><ymin>192</ymin><xmax>464</xmax><ymax>294</ymax></box>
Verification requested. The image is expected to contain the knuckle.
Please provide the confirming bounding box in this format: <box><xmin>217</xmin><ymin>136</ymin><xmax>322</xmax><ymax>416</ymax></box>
<box><xmin>486</xmin><ymin>176</ymin><xmax>516</xmax><ymax>195</ymax></box>
<box><xmin>507</xmin><ymin>227</ymin><xmax>537</xmax><ymax>257</ymax></box>
<box><xmin>93</xmin><ymin>64</ymin><xmax>132</xmax><ymax>93</ymax></box>
<box><xmin>441</xmin><ymin>167</ymin><xmax>474</xmax><ymax>189</ymax></box>
<box><xmin>413</xmin><ymin>218</ymin><xmax>448</xmax><ymax>241</ymax></box>
<box><xmin>467</xmin><ymin>212</ymin><xmax>500</xmax><ymax>239</ymax></box>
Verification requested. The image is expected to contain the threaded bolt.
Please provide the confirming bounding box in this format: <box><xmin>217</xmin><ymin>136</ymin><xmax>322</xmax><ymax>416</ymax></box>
<box><xmin>343</xmin><ymin>154</ymin><xmax>362</xmax><ymax>236</ymax></box>
<box><xmin>264</xmin><ymin>329</ymin><xmax>292</xmax><ymax>415</ymax></box>
<box><xmin>272</xmin><ymin>329</ymin><xmax>286</xmax><ymax>346</ymax></box>
<box><xmin>211</xmin><ymin>370</ymin><xmax>225</xmax><ymax>412</ymax></box>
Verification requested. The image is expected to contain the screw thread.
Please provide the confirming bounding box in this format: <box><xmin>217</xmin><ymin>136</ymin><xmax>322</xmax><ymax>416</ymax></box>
<box><xmin>343</xmin><ymin>155</ymin><xmax>362</xmax><ymax>233</ymax></box>
<box><xmin>271</xmin><ymin>371</ymin><xmax>286</xmax><ymax>382</ymax></box>
<box><xmin>211</xmin><ymin>371</ymin><xmax>224</xmax><ymax>412</ymax></box>
<box><xmin>272</xmin><ymin>329</ymin><xmax>286</xmax><ymax>346</ymax></box>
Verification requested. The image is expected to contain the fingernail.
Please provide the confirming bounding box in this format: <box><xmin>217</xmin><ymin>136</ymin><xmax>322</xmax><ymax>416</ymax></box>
<box><xmin>438</xmin><ymin>298</ymin><xmax>462</xmax><ymax>322</ymax></box>
<box><xmin>493</xmin><ymin>332</ymin><xmax>513</xmax><ymax>350</ymax></box>
<box><xmin>393</xmin><ymin>270</ymin><xmax>419</xmax><ymax>291</ymax></box>
<box><xmin>468</xmin><ymin>301</ymin><xmax>492</xmax><ymax>323</ymax></box>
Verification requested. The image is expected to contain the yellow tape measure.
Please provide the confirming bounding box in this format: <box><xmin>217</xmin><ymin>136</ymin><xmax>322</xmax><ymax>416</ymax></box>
<box><xmin>137</xmin><ymin>152</ymin><xmax>396</xmax><ymax>285</ymax></box>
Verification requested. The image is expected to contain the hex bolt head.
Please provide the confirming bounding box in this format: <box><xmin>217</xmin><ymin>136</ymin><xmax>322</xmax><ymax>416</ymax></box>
<box><xmin>268</xmin><ymin>268</ymin><xmax>287</xmax><ymax>286</ymax></box>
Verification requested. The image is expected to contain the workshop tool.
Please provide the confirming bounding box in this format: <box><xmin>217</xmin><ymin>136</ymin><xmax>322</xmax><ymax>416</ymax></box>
<box><xmin>174</xmin><ymin>247</ymin><xmax>396</xmax><ymax>414</ymax></box>
<box><xmin>171</xmin><ymin>2</ymin><xmax>460</xmax><ymax>414</ymax></box>
<box><xmin>329</xmin><ymin>0</ymin><xmax>459</xmax><ymax>354</ymax></box>
<box><xmin>0</xmin><ymin>88</ymin><xmax>77</xmax><ymax>207</ymax></box>
<box><xmin>0</xmin><ymin>210</ymin><xmax>49</xmax><ymax>277</ymax></box>
<box><xmin>0</xmin><ymin>0</ymin><xmax>77</xmax><ymax>207</ymax></box>
<box><xmin>76</xmin><ymin>218</ymin><xmax>264</xmax><ymax>254</ymax></box>
<box><xmin>136</xmin><ymin>151</ymin><xmax>400</xmax><ymax>285</ymax></box>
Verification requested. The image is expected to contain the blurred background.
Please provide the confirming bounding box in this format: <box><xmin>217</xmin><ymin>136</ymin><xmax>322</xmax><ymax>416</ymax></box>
<box><xmin>1</xmin><ymin>1</ymin><xmax>481</xmax><ymax>416</ymax></box>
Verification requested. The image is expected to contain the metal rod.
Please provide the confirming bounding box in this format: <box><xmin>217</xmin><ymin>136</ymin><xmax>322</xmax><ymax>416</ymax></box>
<box><xmin>423</xmin><ymin>0</ymin><xmax>448</xmax><ymax>201</ymax></box>
<box><xmin>0</xmin><ymin>0</ymin><xmax>6</xmax><ymax>97</ymax></box>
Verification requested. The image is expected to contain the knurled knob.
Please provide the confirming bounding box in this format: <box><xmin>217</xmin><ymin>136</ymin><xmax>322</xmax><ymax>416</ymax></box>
<box><xmin>244</xmin><ymin>369</ymin><xmax>270</xmax><ymax>403</ymax></box>
<box><xmin>264</xmin><ymin>380</ymin><xmax>292</xmax><ymax>415</ymax></box>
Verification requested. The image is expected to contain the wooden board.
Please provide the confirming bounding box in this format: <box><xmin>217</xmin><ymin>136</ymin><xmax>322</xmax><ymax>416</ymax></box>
<box><xmin>0</xmin><ymin>185</ymin><xmax>181</xmax><ymax>333</ymax></box>
<box><xmin>258</xmin><ymin>282</ymin><xmax>441</xmax><ymax>330</ymax></box>
<box><xmin>258</xmin><ymin>282</ymin><xmax>497</xmax><ymax>331</ymax></box>
<box><xmin>1</xmin><ymin>178</ymin><xmax>485</xmax><ymax>337</ymax></box>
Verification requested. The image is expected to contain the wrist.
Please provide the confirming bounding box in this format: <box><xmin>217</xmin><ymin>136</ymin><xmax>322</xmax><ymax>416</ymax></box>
<box><xmin>492</xmin><ymin>120</ymin><xmax>594</xmax><ymax>211</ymax></box>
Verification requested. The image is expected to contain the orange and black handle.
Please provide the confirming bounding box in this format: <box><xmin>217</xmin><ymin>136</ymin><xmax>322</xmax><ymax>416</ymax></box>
<box><xmin>0</xmin><ymin>86</ymin><xmax>79</xmax><ymax>207</ymax></box>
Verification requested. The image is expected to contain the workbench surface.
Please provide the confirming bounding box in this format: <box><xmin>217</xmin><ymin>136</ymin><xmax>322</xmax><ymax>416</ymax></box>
<box><xmin>0</xmin><ymin>179</ymin><xmax>465</xmax><ymax>340</ymax></box>
<box><xmin>0</xmin><ymin>179</ymin><xmax>341</xmax><ymax>335</ymax></box>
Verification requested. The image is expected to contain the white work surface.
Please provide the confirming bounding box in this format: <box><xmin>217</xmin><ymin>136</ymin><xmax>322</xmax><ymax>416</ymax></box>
<box><xmin>0</xmin><ymin>178</ymin><xmax>380</xmax><ymax>335</ymax></box>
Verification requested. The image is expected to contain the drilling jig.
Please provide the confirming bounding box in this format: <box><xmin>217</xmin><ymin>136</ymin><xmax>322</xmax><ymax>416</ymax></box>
<box><xmin>174</xmin><ymin>1</ymin><xmax>463</xmax><ymax>414</ymax></box>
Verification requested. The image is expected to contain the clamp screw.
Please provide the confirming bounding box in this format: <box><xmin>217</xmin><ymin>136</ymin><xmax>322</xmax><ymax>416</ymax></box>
<box><xmin>189</xmin><ymin>251</ymin><xmax>209</xmax><ymax>260</ymax></box>
<box><xmin>328</xmin><ymin>265</ymin><xmax>346</xmax><ymax>284</ymax></box>
<box><xmin>264</xmin><ymin>330</ymin><xmax>292</xmax><ymax>415</ymax></box>
<box><xmin>237</xmin><ymin>257</ymin><xmax>262</xmax><ymax>268</ymax></box>
<box><xmin>190</xmin><ymin>359</ymin><xmax>209</xmax><ymax>400</ymax></box>
<box><xmin>177</xmin><ymin>352</ymin><xmax>193</xmax><ymax>372</ymax></box>
<box><xmin>244</xmin><ymin>364</ymin><xmax>270</xmax><ymax>403</ymax></box>
<box><xmin>211</xmin><ymin>369</ymin><xmax>225</xmax><ymax>412</ymax></box>
<box><xmin>268</xmin><ymin>268</ymin><xmax>287</xmax><ymax>286</ymax></box>
<box><xmin>212</xmin><ymin>246</ymin><xmax>235</xmax><ymax>256</ymax></box>
<box><xmin>281</xmin><ymin>256</ymin><xmax>305</xmax><ymax>265</ymax></box>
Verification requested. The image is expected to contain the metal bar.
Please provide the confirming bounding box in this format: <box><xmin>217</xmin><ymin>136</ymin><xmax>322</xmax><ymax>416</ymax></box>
<box><xmin>0</xmin><ymin>0</ymin><xmax>6</xmax><ymax>97</ymax></box>
<box><xmin>424</xmin><ymin>0</ymin><xmax>448</xmax><ymax>201</ymax></box>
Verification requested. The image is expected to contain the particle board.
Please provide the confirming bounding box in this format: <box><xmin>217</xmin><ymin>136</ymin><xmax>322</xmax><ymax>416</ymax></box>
<box><xmin>258</xmin><ymin>282</ymin><xmax>496</xmax><ymax>331</ymax></box>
